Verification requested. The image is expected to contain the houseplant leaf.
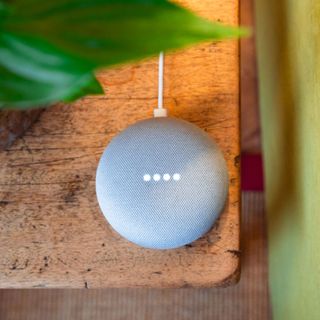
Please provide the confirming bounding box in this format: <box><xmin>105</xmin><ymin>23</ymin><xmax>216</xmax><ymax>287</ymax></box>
<box><xmin>0</xmin><ymin>0</ymin><xmax>247</xmax><ymax>109</ymax></box>
<box><xmin>0</xmin><ymin>32</ymin><xmax>103</xmax><ymax>109</ymax></box>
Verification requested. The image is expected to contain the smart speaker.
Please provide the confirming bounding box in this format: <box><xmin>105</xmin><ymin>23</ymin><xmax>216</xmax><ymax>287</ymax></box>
<box><xmin>96</xmin><ymin>117</ymin><xmax>229</xmax><ymax>249</ymax></box>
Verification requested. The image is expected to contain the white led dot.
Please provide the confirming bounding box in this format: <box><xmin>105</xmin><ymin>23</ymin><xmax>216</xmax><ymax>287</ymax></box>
<box><xmin>153</xmin><ymin>174</ymin><xmax>161</xmax><ymax>181</ymax></box>
<box><xmin>163</xmin><ymin>174</ymin><xmax>171</xmax><ymax>181</ymax></box>
<box><xmin>143</xmin><ymin>174</ymin><xmax>151</xmax><ymax>182</ymax></box>
<box><xmin>173</xmin><ymin>173</ymin><xmax>181</xmax><ymax>181</ymax></box>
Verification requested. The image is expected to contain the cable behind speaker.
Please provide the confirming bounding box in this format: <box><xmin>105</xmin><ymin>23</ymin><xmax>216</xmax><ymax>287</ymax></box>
<box><xmin>154</xmin><ymin>52</ymin><xmax>168</xmax><ymax>117</ymax></box>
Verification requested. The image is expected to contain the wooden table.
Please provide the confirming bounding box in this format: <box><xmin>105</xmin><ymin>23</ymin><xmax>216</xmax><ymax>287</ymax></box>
<box><xmin>0</xmin><ymin>0</ymin><xmax>240</xmax><ymax>288</ymax></box>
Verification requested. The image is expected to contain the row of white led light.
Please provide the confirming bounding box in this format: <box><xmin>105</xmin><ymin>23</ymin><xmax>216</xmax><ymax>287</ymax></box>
<box><xmin>143</xmin><ymin>173</ymin><xmax>181</xmax><ymax>182</ymax></box>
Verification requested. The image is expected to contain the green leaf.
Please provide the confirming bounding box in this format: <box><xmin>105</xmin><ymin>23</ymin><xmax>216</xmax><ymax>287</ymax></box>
<box><xmin>62</xmin><ymin>75</ymin><xmax>104</xmax><ymax>103</ymax></box>
<box><xmin>0</xmin><ymin>0</ymin><xmax>247</xmax><ymax>109</ymax></box>
<box><xmin>5</xmin><ymin>0</ymin><xmax>247</xmax><ymax>67</ymax></box>
<box><xmin>0</xmin><ymin>32</ymin><xmax>101</xmax><ymax>109</ymax></box>
<box><xmin>0</xmin><ymin>2</ymin><xmax>9</xmax><ymax>20</ymax></box>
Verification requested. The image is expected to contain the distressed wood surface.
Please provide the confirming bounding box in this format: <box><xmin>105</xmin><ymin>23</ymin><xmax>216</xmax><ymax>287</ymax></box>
<box><xmin>240</xmin><ymin>0</ymin><xmax>261</xmax><ymax>153</ymax></box>
<box><xmin>0</xmin><ymin>109</ymin><xmax>43</xmax><ymax>150</ymax></box>
<box><xmin>0</xmin><ymin>0</ymin><xmax>240</xmax><ymax>288</ymax></box>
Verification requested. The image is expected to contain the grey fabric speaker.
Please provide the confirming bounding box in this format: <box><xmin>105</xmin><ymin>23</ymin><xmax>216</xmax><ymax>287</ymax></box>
<box><xmin>96</xmin><ymin>117</ymin><xmax>228</xmax><ymax>249</ymax></box>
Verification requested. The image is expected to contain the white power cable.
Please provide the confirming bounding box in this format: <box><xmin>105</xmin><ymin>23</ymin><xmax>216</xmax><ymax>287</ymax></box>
<box><xmin>158</xmin><ymin>51</ymin><xmax>164</xmax><ymax>109</ymax></box>
<box><xmin>154</xmin><ymin>51</ymin><xmax>168</xmax><ymax>117</ymax></box>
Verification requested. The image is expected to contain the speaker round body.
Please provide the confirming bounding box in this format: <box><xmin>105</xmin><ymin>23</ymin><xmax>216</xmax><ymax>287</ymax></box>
<box><xmin>96</xmin><ymin>117</ymin><xmax>228</xmax><ymax>250</ymax></box>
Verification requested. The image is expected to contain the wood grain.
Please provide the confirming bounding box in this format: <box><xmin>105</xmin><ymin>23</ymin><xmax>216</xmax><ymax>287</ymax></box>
<box><xmin>0</xmin><ymin>194</ymin><xmax>270</xmax><ymax>320</ymax></box>
<box><xmin>0</xmin><ymin>109</ymin><xmax>43</xmax><ymax>150</ymax></box>
<box><xmin>240</xmin><ymin>0</ymin><xmax>261</xmax><ymax>153</ymax></box>
<box><xmin>0</xmin><ymin>0</ymin><xmax>240</xmax><ymax>288</ymax></box>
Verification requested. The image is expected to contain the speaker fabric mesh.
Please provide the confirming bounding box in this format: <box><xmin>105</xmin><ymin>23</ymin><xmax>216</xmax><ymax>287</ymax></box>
<box><xmin>96</xmin><ymin>117</ymin><xmax>228</xmax><ymax>249</ymax></box>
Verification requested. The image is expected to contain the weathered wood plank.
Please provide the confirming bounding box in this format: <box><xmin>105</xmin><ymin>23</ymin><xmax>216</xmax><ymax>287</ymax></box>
<box><xmin>0</xmin><ymin>0</ymin><xmax>240</xmax><ymax>288</ymax></box>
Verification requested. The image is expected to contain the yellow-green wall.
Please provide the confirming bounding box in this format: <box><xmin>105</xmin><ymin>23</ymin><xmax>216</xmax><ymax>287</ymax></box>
<box><xmin>255</xmin><ymin>0</ymin><xmax>320</xmax><ymax>318</ymax></box>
